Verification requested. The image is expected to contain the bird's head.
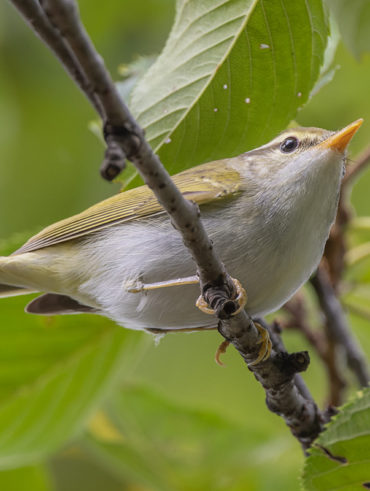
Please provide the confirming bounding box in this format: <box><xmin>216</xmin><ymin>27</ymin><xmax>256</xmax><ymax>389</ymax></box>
<box><xmin>241</xmin><ymin>119</ymin><xmax>363</xmax><ymax>188</ymax></box>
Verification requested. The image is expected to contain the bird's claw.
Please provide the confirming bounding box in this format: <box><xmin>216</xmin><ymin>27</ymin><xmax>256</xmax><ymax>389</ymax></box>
<box><xmin>214</xmin><ymin>340</ymin><xmax>230</xmax><ymax>366</ymax></box>
<box><xmin>196</xmin><ymin>278</ymin><xmax>247</xmax><ymax>316</ymax></box>
<box><xmin>248</xmin><ymin>322</ymin><xmax>272</xmax><ymax>366</ymax></box>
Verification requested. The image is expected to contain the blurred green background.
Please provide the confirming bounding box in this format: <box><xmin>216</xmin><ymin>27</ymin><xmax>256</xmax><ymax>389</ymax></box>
<box><xmin>0</xmin><ymin>1</ymin><xmax>369</xmax><ymax>490</ymax></box>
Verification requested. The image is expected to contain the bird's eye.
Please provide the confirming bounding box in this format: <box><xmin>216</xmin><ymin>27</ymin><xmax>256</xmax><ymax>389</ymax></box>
<box><xmin>280</xmin><ymin>136</ymin><xmax>299</xmax><ymax>153</ymax></box>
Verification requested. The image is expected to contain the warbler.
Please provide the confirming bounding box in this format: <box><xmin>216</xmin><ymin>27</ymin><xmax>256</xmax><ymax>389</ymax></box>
<box><xmin>0</xmin><ymin>120</ymin><xmax>362</xmax><ymax>350</ymax></box>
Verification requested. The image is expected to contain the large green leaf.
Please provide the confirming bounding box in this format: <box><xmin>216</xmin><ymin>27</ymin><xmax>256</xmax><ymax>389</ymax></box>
<box><xmin>0</xmin><ymin>238</ymin><xmax>146</xmax><ymax>469</ymax></box>
<box><xmin>130</xmin><ymin>0</ymin><xmax>329</xmax><ymax>173</ymax></box>
<box><xmin>302</xmin><ymin>388</ymin><xmax>370</xmax><ymax>490</ymax></box>
<box><xmin>325</xmin><ymin>0</ymin><xmax>370</xmax><ymax>59</ymax></box>
<box><xmin>82</xmin><ymin>384</ymin><xmax>299</xmax><ymax>491</ymax></box>
<box><xmin>0</xmin><ymin>465</ymin><xmax>51</xmax><ymax>491</ymax></box>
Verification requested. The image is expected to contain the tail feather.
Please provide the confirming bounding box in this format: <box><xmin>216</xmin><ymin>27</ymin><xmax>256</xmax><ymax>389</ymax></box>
<box><xmin>0</xmin><ymin>283</ymin><xmax>36</xmax><ymax>298</ymax></box>
<box><xmin>0</xmin><ymin>255</ymin><xmax>38</xmax><ymax>297</ymax></box>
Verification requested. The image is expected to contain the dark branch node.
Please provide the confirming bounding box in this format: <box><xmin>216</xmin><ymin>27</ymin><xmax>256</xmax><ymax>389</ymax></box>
<box><xmin>103</xmin><ymin>122</ymin><xmax>142</xmax><ymax>161</ymax></box>
<box><xmin>273</xmin><ymin>351</ymin><xmax>310</xmax><ymax>377</ymax></box>
<box><xmin>202</xmin><ymin>275</ymin><xmax>241</xmax><ymax>318</ymax></box>
<box><xmin>100</xmin><ymin>141</ymin><xmax>126</xmax><ymax>181</ymax></box>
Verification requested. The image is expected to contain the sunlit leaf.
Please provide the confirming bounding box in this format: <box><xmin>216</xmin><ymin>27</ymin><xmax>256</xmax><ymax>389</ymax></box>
<box><xmin>130</xmin><ymin>0</ymin><xmax>329</xmax><ymax>174</ymax></box>
<box><xmin>116</xmin><ymin>56</ymin><xmax>156</xmax><ymax>103</ymax></box>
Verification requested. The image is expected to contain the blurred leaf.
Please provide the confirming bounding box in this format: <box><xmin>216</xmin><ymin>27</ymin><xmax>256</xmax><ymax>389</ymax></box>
<box><xmin>325</xmin><ymin>0</ymin><xmax>370</xmax><ymax>59</ymax></box>
<box><xmin>350</xmin><ymin>216</ymin><xmax>370</xmax><ymax>232</ymax></box>
<box><xmin>302</xmin><ymin>388</ymin><xmax>370</xmax><ymax>490</ymax></box>
<box><xmin>345</xmin><ymin>243</ymin><xmax>370</xmax><ymax>285</ymax></box>
<box><xmin>130</xmin><ymin>0</ymin><xmax>329</xmax><ymax>174</ymax></box>
<box><xmin>0</xmin><ymin>465</ymin><xmax>51</xmax><ymax>491</ymax></box>
<box><xmin>82</xmin><ymin>384</ymin><xmax>290</xmax><ymax>491</ymax></box>
<box><xmin>342</xmin><ymin>285</ymin><xmax>370</xmax><ymax>322</ymax></box>
<box><xmin>0</xmin><ymin>232</ymin><xmax>36</xmax><ymax>257</ymax></box>
<box><xmin>346</xmin><ymin>242</ymin><xmax>370</xmax><ymax>267</ymax></box>
<box><xmin>0</xmin><ymin>238</ymin><xmax>146</xmax><ymax>469</ymax></box>
<box><xmin>49</xmin><ymin>445</ymin><xmax>125</xmax><ymax>491</ymax></box>
<box><xmin>310</xmin><ymin>16</ymin><xmax>340</xmax><ymax>98</ymax></box>
<box><xmin>117</xmin><ymin>56</ymin><xmax>156</xmax><ymax>103</ymax></box>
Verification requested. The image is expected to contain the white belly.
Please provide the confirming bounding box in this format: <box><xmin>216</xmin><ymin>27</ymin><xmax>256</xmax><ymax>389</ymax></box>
<box><xmin>77</xmin><ymin>187</ymin><xmax>337</xmax><ymax>331</ymax></box>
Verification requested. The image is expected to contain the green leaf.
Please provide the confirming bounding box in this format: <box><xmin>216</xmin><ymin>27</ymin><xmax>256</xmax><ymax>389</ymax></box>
<box><xmin>350</xmin><ymin>217</ymin><xmax>370</xmax><ymax>232</ymax></box>
<box><xmin>0</xmin><ymin>237</ymin><xmax>146</xmax><ymax>469</ymax></box>
<box><xmin>116</xmin><ymin>56</ymin><xmax>156</xmax><ymax>103</ymax></box>
<box><xmin>82</xmin><ymin>384</ymin><xmax>290</xmax><ymax>491</ymax></box>
<box><xmin>325</xmin><ymin>0</ymin><xmax>370</xmax><ymax>59</ymax></box>
<box><xmin>310</xmin><ymin>15</ymin><xmax>340</xmax><ymax>98</ymax></box>
<box><xmin>345</xmin><ymin>243</ymin><xmax>370</xmax><ymax>284</ymax></box>
<box><xmin>342</xmin><ymin>285</ymin><xmax>370</xmax><ymax>322</ymax></box>
<box><xmin>130</xmin><ymin>0</ymin><xmax>329</xmax><ymax>174</ymax></box>
<box><xmin>0</xmin><ymin>465</ymin><xmax>51</xmax><ymax>491</ymax></box>
<box><xmin>302</xmin><ymin>388</ymin><xmax>370</xmax><ymax>490</ymax></box>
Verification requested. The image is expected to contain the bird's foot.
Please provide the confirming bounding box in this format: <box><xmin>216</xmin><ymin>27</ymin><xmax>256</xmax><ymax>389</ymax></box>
<box><xmin>215</xmin><ymin>339</ymin><xmax>230</xmax><ymax>366</ymax></box>
<box><xmin>248</xmin><ymin>321</ymin><xmax>272</xmax><ymax>366</ymax></box>
<box><xmin>196</xmin><ymin>277</ymin><xmax>247</xmax><ymax>316</ymax></box>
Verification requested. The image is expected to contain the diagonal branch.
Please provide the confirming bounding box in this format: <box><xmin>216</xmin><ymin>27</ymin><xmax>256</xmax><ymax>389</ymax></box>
<box><xmin>9</xmin><ymin>0</ymin><xmax>323</xmax><ymax>449</ymax></box>
<box><xmin>311</xmin><ymin>268</ymin><xmax>369</xmax><ymax>388</ymax></box>
<box><xmin>11</xmin><ymin>0</ymin><xmax>103</xmax><ymax>117</ymax></box>
<box><xmin>342</xmin><ymin>145</ymin><xmax>370</xmax><ymax>188</ymax></box>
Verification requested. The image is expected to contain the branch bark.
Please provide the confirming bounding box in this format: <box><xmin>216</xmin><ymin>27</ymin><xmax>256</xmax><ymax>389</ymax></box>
<box><xmin>283</xmin><ymin>295</ymin><xmax>347</xmax><ymax>406</ymax></box>
<box><xmin>9</xmin><ymin>0</ymin><xmax>324</xmax><ymax>449</ymax></box>
<box><xmin>311</xmin><ymin>268</ymin><xmax>369</xmax><ymax>388</ymax></box>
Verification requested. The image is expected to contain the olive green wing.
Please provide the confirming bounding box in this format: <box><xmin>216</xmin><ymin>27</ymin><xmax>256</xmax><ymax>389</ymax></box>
<box><xmin>15</xmin><ymin>161</ymin><xmax>241</xmax><ymax>254</ymax></box>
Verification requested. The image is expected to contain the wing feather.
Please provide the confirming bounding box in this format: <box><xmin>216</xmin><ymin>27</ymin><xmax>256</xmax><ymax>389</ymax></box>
<box><xmin>15</xmin><ymin>161</ymin><xmax>241</xmax><ymax>254</ymax></box>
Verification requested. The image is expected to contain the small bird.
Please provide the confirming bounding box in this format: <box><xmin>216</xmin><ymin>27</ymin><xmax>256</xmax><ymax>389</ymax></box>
<box><xmin>0</xmin><ymin>120</ymin><xmax>362</xmax><ymax>355</ymax></box>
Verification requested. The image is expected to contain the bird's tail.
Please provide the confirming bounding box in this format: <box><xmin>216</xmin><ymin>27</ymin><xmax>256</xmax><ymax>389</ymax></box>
<box><xmin>0</xmin><ymin>256</ymin><xmax>37</xmax><ymax>298</ymax></box>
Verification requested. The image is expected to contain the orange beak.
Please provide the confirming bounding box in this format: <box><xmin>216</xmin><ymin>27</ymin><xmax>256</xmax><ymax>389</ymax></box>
<box><xmin>319</xmin><ymin>119</ymin><xmax>363</xmax><ymax>152</ymax></box>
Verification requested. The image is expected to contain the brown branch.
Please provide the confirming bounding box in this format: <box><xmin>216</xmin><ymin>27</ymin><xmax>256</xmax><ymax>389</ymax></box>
<box><xmin>342</xmin><ymin>145</ymin><xmax>370</xmax><ymax>188</ymax></box>
<box><xmin>311</xmin><ymin>268</ymin><xmax>369</xmax><ymax>388</ymax></box>
<box><xmin>283</xmin><ymin>296</ymin><xmax>346</xmax><ymax>406</ymax></box>
<box><xmin>324</xmin><ymin>145</ymin><xmax>370</xmax><ymax>287</ymax></box>
<box><xmin>315</xmin><ymin>145</ymin><xmax>370</xmax><ymax>391</ymax></box>
<box><xmin>10</xmin><ymin>0</ymin><xmax>103</xmax><ymax>117</ymax></box>
<box><xmin>9</xmin><ymin>0</ymin><xmax>324</xmax><ymax>449</ymax></box>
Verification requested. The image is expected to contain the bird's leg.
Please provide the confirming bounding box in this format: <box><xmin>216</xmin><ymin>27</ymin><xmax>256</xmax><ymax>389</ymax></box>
<box><xmin>196</xmin><ymin>279</ymin><xmax>272</xmax><ymax>366</ymax></box>
<box><xmin>126</xmin><ymin>275</ymin><xmax>199</xmax><ymax>293</ymax></box>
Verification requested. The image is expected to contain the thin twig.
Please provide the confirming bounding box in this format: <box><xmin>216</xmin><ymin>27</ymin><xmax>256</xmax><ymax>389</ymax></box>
<box><xmin>10</xmin><ymin>0</ymin><xmax>324</xmax><ymax>449</ymax></box>
<box><xmin>342</xmin><ymin>145</ymin><xmax>370</xmax><ymax>188</ymax></box>
<box><xmin>324</xmin><ymin>145</ymin><xmax>370</xmax><ymax>286</ymax></box>
<box><xmin>10</xmin><ymin>0</ymin><xmax>103</xmax><ymax>116</ymax></box>
<box><xmin>311</xmin><ymin>268</ymin><xmax>369</xmax><ymax>388</ymax></box>
<box><xmin>283</xmin><ymin>296</ymin><xmax>346</xmax><ymax>406</ymax></box>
